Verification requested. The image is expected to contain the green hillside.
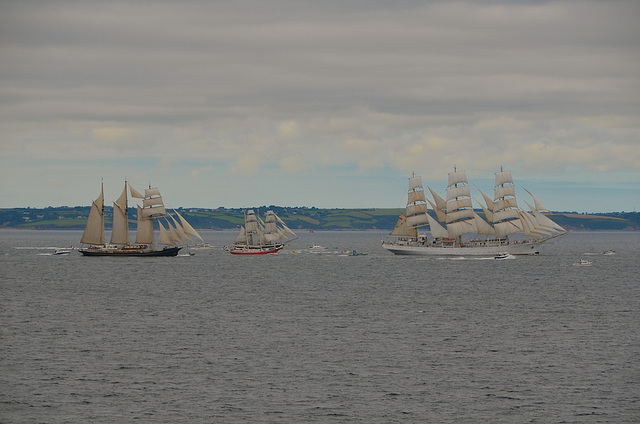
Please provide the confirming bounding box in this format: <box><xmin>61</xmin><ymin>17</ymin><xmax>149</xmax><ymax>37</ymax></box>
<box><xmin>1</xmin><ymin>206</ymin><xmax>638</xmax><ymax>231</ymax></box>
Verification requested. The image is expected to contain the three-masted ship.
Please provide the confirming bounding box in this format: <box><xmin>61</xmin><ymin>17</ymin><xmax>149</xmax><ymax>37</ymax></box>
<box><xmin>79</xmin><ymin>181</ymin><xmax>204</xmax><ymax>257</ymax></box>
<box><xmin>382</xmin><ymin>169</ymin><xmax>568</xmax><ymax>256</ymax></box>
<box><xmin>230</xmin><ymin>209</ymin><xmax>297</xmax><ymax>255</ymax></box>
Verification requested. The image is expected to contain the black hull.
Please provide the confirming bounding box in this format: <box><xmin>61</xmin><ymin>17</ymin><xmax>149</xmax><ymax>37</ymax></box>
<box><xmin>79</xmin><ymin>246</ymin><xmax>182</xmax><ymax>257</ymax></box>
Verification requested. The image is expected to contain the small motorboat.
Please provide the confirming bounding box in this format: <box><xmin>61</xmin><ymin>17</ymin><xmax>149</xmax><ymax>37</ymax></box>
<box><xmin>494</xmin><ymin>252</ymin><xmax>512</xmax><ymax>260</ymax></box>
<box><xmin>54</xmin><ymin>246</ymin><xmax>74</xmax><ymax>255</ymax></box>
<box><xmin>309</xmin><ymin>244</ymin><xmax>327</xmax><ymax>252</ymax></box>
<box><xmin>602</xmin><ymin>250</ymin><xmax>615</xmax><ymax>255</ymax></box>
<box><xmin>575</xmin><ymin>259</ymin><xmax>593</xmax><ymax>266</ymax></box>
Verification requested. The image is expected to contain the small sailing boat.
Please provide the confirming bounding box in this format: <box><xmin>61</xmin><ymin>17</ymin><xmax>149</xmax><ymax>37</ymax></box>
<box><xmin>79</xmin><ymin>181</ymin><xmax>204</xmax><ymax>257</ymax></box>
<box><xmin>230</xmin><ymin>209</ymin><xmax>297</xmax><ymax>255</ymax></box>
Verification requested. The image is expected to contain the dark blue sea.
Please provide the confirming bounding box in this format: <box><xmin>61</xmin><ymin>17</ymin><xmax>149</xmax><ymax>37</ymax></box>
<box><xmin>1</xmin><ymin>230</ymin><xmax>639</xmax><ymax>423</ymax></box>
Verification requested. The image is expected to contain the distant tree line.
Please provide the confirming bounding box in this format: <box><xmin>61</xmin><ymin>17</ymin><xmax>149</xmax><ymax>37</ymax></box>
<box><xmin>1</xmin><ymin>206</ymin><xmax>638</xmax><ymax>231</ymax></box>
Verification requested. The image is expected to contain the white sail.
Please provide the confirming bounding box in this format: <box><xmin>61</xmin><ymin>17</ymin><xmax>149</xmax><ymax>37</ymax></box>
<box><xmin>169</xmin><ymin>214</ymin><xmax>193</xmax><ymax>243</ymax></box>
<box><xmin>494</xmin><ymin>220</ymin><xmax>523</xmax><ymax>238</ymax></box>
<box><xmin>444</xmin><ymin>169</ymin><xmax>476</xmax><ymax>237</ymax></box>
<box><xmin>166</xmin><ymin>220</ymin><xmax>185</xmax><ymax>245</ymax></box>
<box><xmin>474</xmin><ymin>212</ymin><xmax>496</xmax><ymax>235</ymax></box>
<box><xmin>110</xmin><ymin>201</ymin><xmax>128</xmax><ymax>245</ymax></box>
<box><xmin>174</xmin><ymin>210</ymin><xmax>204</xmax><ymax>243</ymax></box>
<box><xmin>109</xmin><ymin>184</ymin><xmax>129</xmax><ymax>245</ymax></box>
<box><xmin>494</xmin><ymin>197</ymin><xmax>518</xmax><ymax>211</ymax></box>
<box><xmin>389</xmin><ymin>214</ymin><xmax>418</xmax><ymax>238</ymax></box>
<box><xmin>145</xmin><ymin>187</ymin><xmax>161</xmax><ymax>198</ymax></box>
<box><xmin>428</xmin><ymin>187</ymin><xmax>447</xmax><ymax>212</ymax></box>
<box><xmin>263</xmin><ymin>211</ymin><xmax>278</xmax><ymax>234</ymax></box>
<box><xmin>235</xmin><ymin>226</ymin><xmax>247</xmax><ymax>244</ymax></box>
<box><xmin>524</xmin><ymin>188</ymin><xmax>551</xmax><ymax>212</ymax></box>
<box><xmin>408</xmin><ymin>176</ymin><xmax>423</xmax><ymax>191</ymax></box>
<box><xmin>446</xmin><ymin>208</ymin><xmax>475</xmax><ymax>223</ymax></box>
<box><xmin>406</xmin><ymin>213</ymin><xmax>429</xmax><ymax>227</ymax></box>
<box><xmin>245</xmin><ymin>210</ymin><xmax>259</xmax><ymax>233</ymax></box>
<box><xmin>275</xmin><ymin>214</ymin><xmax>297</xmax><ymax>238</ymax></box>
<box><xmin>492</xmin><ymin>168</ymin><xmax>520</xmax><ymax>239</ymax></box>
<box><xmin>448</xmin><ymin>170</ymin><xmax>468</xmax><ymax>187</ymax></box>
<box><xmin>143</xmin><ymin>197</ymin><xmax>165</xmax><ymax>208</ymax></box>
<box><xmin>524</xmin><ymin>210</ymin><xmax>553</xmax><ymax>235</ymax></box>
<box><xmin>479</xmin><ymin>203</ymin><xmax>494</xmax><ymax>223</ymax></box>
<box><xmin>408</xmin><ymin>190</ymin><xmax>427</xmax><ymax>204</ymax></box>
<box><xmin>495</xmin><ymin>169</ymin><xmax>514</xmax><ymax>187</ymax></box>
<box><xmin>129</xmin><ymin>184</ymin><xmax>145</xmax><ymax>199</ymax></box>
<box><xmin>494</xmin><ymin>185</ymin><xmax>516</xmax><ymax>200</ymax></box>
<box><xmin>396</xmin><ymin>174</ymin><xmax>430</xmax><ymax>235</ymax></box>
<box><xmin>142</xmin><ymin>205</ymin><xmax>166</xmax><ymax>218</ymax></box>
<box><xmin>447</xmin><ymin>220</ymin><xmax>477</xmax><ymax>238</ymax></box>
<box><xmin>446</xmin><ymin>198</ymin><xmax>473</xmax><ymax>213</ymax></box>
<box><xmin>158</xmin><ymin>220</ymin><xmax>173</xmax><ymax>245</ymax></box>
<box><xmin>519</xmin><ymin>211</ymin><xmax>548</xmax><ymax>238</ymax></box>
<box><xmin>427</xmin><ymin>214</ymin><xmax>449</xmax><ymax>238</ymax></box>
<box><xmin>427</xmin><ymin>199</ymin><xmax>447</xmax><ymax>222</ymax></box>
<box><xmin>406</xmin><ymin>203</ymin><xmax>428</xmax><ymax>217</ymax></box>
<box><xmin>493</xmin><ymin>208</ymin><xmax>520</xmax><ymax>222</ymax></box>
<box><xmin>135</xmin><ymin>205</ymin><xmax>154</xmax><ymax>244</ymax></box>
<box><xmin>446</xmin><ymin>185</ymin><xmax>471</xmax><ymax>201</ymax></box>
<box><xmin>531</xmin><ymin>208</ymin><xmax>566</xmax><ymax>233</ymax></box>
<box><xmin>81</xmin><ymin>184</ymin><xmax>105</xmax><ymax>245</ymax></box>
<box><xmin>141</xmin><ymin>186</ymin><xmax>166</xmax><ymax>218</ymax></box>
<box><xmin>476</xmin><ymin>186</ymin><xmax>495</xmax><ymax>210</ymax></box>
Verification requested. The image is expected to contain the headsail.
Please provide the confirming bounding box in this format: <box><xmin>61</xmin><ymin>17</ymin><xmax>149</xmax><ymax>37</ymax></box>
<box><xmin>174</xmin><ymin>210</ymin><xmax>205</xmax><ymax>243</ymax></box>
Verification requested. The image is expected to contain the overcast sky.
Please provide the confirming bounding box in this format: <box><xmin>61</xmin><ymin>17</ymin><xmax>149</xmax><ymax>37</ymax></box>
<box><xmin>1</xmin><ymin>0</ymin><xmax>638</xmax><ymax>213</ymax></box>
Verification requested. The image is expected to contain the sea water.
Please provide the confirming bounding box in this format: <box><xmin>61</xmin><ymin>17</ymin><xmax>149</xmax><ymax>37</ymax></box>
<box><xmin>1</xmin><ymin>230</ymin><xmax>638</xmax><ymax>423</ymax></box>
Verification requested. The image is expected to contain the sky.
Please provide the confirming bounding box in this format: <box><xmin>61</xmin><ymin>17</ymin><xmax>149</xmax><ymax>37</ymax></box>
<box><xmin>1</xmin><ymin>0</ymin><xmax>639</xmax><ymax>213</ymax></box>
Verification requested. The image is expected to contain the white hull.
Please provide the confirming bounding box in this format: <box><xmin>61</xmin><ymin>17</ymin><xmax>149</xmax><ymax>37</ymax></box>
<box><xmin>382</xmin><ymin>240</ymin><xmax>541</xmax><ymax>256</ymax></box>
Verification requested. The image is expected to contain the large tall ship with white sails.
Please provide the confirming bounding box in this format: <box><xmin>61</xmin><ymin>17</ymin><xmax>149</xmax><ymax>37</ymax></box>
<box><xmin>382</xmin><ymin>169</ymin><xmax>568</xmax><ymax>256</ymax></box>
<box><xmin>230</xmin><ymin>209</ymin><xmax>297</xmax><ymax>255</ymax></box>
<box><xmin>79</xmin><ymin>181</ymin><xmax>204</xmax><ymax>257</ymax></box>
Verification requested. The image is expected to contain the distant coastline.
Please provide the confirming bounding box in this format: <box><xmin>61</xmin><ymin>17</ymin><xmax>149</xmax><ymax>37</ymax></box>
<box><xmin>1</xmin><ymin>207</ymin><xmax>638</xmax><ymax>232</ymax></box>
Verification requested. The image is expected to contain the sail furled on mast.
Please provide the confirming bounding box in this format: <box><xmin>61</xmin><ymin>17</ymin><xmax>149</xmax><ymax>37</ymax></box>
<box><xmin>81</xmin><ymin>183</ymin><xmax>105</xmax><ymax>245</ymax></box>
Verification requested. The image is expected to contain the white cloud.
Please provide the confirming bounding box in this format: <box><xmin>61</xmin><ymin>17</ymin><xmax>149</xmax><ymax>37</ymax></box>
<box><xmin>0</xmin><ymin>0</ymin><xmax>638</xmax><ymax>211</ymax></box>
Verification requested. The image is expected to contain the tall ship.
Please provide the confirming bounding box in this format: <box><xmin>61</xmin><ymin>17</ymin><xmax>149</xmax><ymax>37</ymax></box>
<box><xmin>382</xmin><ymin>169</ymin><xmax>568</xmax><ymax>256</ymax></box>
<box><xmin>79</xmin><ymin>181</ymin><xmax>204</xmax><ymax>257</ymax></box>
<box><xmin>230</xmin><ymin>209</ymin><xmax>297</xmax><ymax>255</ymax></box>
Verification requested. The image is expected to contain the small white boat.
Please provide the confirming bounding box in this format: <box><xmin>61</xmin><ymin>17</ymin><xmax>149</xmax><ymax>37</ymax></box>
<box><xmin>602</xmin><ymin>250</ymin><xmax>615</xmax><ymax>255</ymax></box>
<box><xmin>575</xmin><ymin>259</ymin><xmax>593</xmax><ymax>266</ymax></box>
<box><xmin>309</xmin><ymin>244</ymin><xmax>327</xmax><ymax>252</ymax></box>
<box><xmin>54</xmin><ymin>246</ymin><xmax>74</xmax><ymax>255</ymax></box>
<box><xmin>494</xmin><ymin>252</ymin><xmax>513</xmax><ymax>260</ymax></box>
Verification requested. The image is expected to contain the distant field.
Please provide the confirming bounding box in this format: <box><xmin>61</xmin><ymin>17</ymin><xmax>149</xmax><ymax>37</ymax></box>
<box><xmin>1</xmin><ymin>207</ymin><xmax>638</xmax><ymax>231</ymax></box>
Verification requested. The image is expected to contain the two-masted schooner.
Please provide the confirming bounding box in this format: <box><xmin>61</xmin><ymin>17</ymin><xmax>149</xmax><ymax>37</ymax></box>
<box><xmin>79</xmin><ymin>181</ymin><xmax>204</xmax><ymax>257</ymax></box>
<box><xmin>382</xmin><ymin>169</ymin><xmax>568</xmax><ymax>256</ymax></box>
<box><xmin>230</xmin><ymin>209</ymin><xmax>297</xmax><ymax>255</ymax></box>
